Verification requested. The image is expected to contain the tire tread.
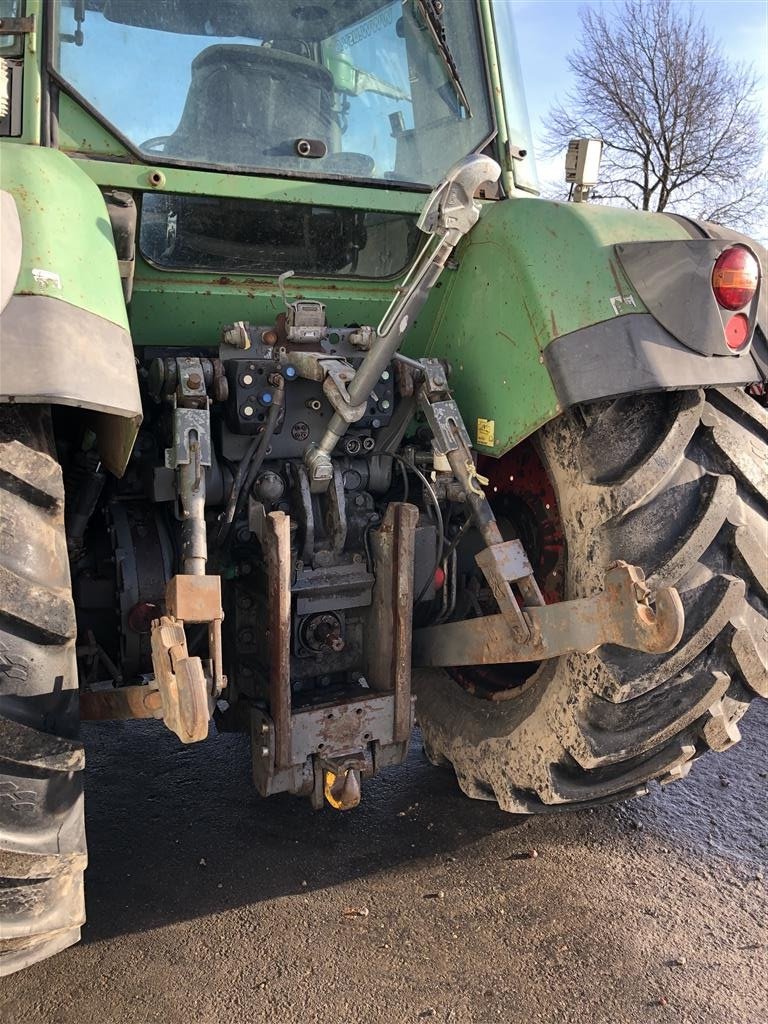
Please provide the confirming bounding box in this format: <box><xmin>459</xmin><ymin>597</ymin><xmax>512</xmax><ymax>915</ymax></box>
<box><xmin>415</xmin><ymin>387</ymin><xmax>768</xmax><ymax>811</ymax></box>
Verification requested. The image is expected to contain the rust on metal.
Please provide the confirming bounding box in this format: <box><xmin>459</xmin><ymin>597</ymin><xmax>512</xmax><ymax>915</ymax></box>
<box><xmin>474</xmin><ymin>537</ymin><xmax>545</xmax><ymax>641</ymax></box>
<box><xmin>0</xmin><ymin>15</ymin><xmax>34</xmax><ymax>33</ymax></box>
<box><xmin>252</xmin><ymin>505</ymin><xmax>417</xmax><ymax>802</ymax></box>
<box><xmin>150</xmin><ymin>615</ymin><xmax>211</xmax><ymax>743</ymax></box>
<box><xmin>165</xmin><ymin>573</ymin><xmax>222</xmax><ymax>623</ymax></box>
<box><xmin>165</xmin><ymin>574</ymin><xmax>225</xmax><ymax>694</ymax></box>
<box><xmin>365</xmin><ymin>502</ymin><xmax>419</xmax><ymax>742</ymax></box>
<box><xmin>80</xmin><ymin>685</ymin><xmax>163</xmax><ymax>721</ymax></box>
<box><xmin>289</xmin><ymin>694</ymin><xmax>396</xmax><ymax>762</ymax></box>
<box><xmin>265</xmin><ymin>510</ymin><xmax>292</xmax><ymax>770</ymax></box>
<box><xmin>596</xmin><ymin>562</ymin><xmax>684</xmax><ymax>654</ymax></box>
<box><xmin>477</xmin><ymin>441</ymin><xmax>566</xmax><ymax>604</ymax></box>
<box><xmin>207</xmin><ymin>616</ymin><xmax>226</xmax><ymax>695</ymax></box>
<box><xmin>412</xmin><ymin>562</ymin><xmax>684</xmax><ymax>667</ymax></box>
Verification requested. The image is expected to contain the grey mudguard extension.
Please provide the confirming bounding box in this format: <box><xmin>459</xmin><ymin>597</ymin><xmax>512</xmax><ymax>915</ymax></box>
<box><xmin>615</xmin><ymin>239</ymin><xmax>763</xmax><ymax>357</ymax></box>
<box><xmin>545</xmin><ymin>313</ymin><xmax>765</xmax><ymax>409</ymax></box>
<box><xmin>0</xmin><ymin>294</ymin><xmax>141</xmax><ymax>476</ymax></box>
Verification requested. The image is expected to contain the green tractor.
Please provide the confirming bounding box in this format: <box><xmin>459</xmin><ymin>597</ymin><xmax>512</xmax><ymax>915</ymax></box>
<box><xmin>0</xmin><ymin>0</ymin><xmax>765</xmax><ymax>974</ymax></box>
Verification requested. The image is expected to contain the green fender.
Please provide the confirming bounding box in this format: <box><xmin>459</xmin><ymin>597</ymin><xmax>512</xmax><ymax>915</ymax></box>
<box><xmin>415</xmin><ymin>197</ymin><xmax>764</xmax><ymax>457</ymax></box>
<box><xmin>0</xmin><ymin>145</ymin><xmax>141</xmax><ymax>475</ymax></box>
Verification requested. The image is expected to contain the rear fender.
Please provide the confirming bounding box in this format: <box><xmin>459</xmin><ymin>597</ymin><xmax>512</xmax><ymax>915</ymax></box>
<box><xmin>0</xmin><ymin>146</ymin><xmax>141</xmax><ymax>475</ymax></box>
<box><xmin>417</xmin><ymin>197</ymin><xmax>764</xmax><ymax>457</ymax></box>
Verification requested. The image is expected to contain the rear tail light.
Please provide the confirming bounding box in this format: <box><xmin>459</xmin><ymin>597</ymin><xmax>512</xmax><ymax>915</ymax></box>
<box><xmin>724</xmin><ymin>314</ymin><xmax>750</xmax><ymax>350</ymax></box>
<box><xmin>712</xmin><ymin>246</ymin><xmax>759</xmax><ymax>310</ymax></box>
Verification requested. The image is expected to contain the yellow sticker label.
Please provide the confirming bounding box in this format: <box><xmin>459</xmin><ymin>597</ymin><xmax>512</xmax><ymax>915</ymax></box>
<box><xmin>476</xmin><ymin>418</ymin><xmax>495</xmax><ymax>447</ymax></box>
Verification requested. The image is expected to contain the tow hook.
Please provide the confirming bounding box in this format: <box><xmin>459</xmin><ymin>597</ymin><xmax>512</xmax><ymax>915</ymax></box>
<box><xmin>317</xmin><ymin>754</ymin><xmax>366</xmax><ymax>811</ymax></box>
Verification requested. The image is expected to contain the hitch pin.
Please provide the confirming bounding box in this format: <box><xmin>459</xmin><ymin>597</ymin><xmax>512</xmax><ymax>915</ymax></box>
<box><xmin>323</xmin><ymin>767</ymin><xmax>362</xmax><ymax>811</ymax></box>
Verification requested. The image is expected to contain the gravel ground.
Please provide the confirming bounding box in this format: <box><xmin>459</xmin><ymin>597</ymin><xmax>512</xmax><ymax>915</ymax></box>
<box><xmin>2</xmin><ymin>702</ymin><xmax>766</xmax><ymax>1024</ymax></box>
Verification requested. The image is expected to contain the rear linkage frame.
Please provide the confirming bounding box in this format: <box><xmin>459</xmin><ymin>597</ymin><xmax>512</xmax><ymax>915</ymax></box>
<box><xmin>81</xmin><ymin>156</ymin><xmax>685</xmax><ymax>809</ymax></box>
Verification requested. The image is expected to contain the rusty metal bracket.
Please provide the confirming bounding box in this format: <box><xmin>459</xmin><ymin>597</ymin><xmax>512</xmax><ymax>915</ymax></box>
<box><xmin>101</xmin><ymin>546</ymin><xmax>226</xmax><ymax>745</ymax></box>
<box><xmin>166</xmin><ymin>574</ymin><xmax>225</xmax><ymax>696</ymax></box>
<box><xmin>363</xmin><ymin>502</ymin><xmax>419</xmax><ymax>741</ymax></box>
<box><xmin>81</xmin><ymin>576</ymin><xmax>225</xmax><ymax>736</ymax></box>
<box><xmin>150</xmin><ymin>616</ymin><xmax>213</xmax><ymax>743</ymax></box>
<box><xmin>474</xmin><ymin>539</ymin><xmax>546</xmax><ymax>641</ymax></box>
<box><xmin>251</xmin><ymin>503</ymin><xmax>417</xmax><ymax>806</ymax></box>
<box><xmin>412</xmin><ymin>562</ymin><xmax>684</xmax><ymax>667</ymax></box>
<box><xmin>262</xmin><ymin>504</ymin><xmax>417</xmax><ymax>772</ymax></box>
<box><xmin>264</xmin><ymin>509</ymin><xmax>293</xmax><ymax>770</ymax></box>
<box><xmin>252</xmin><ymin>698</ymin><xmax>402</xmax><ymax>806</ymax></box>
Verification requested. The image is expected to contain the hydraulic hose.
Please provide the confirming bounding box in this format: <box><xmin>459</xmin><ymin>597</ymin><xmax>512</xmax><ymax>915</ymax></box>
<box><xmin>215</xmin><ymin>376</ymin><xmax>285</xmax><ymax>547</ymax></box>
<box><xmin>304</xmin><ymin>154</ymin><xmax>501</xmax><ymax>492</ymax></box>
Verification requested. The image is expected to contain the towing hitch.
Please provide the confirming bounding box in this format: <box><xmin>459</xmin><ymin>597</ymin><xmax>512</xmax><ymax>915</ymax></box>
<box><xmin>412</xmin><ymin>557</ymin><xmax>684</xmax><ymax>667</ymax></box>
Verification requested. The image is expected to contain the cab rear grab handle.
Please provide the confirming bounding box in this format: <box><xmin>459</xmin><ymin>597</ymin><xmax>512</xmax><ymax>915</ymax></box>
<box><xmin>412</xmin><ymin>561</ymin><xmax>685</xmax><ymax>667</ymax></box>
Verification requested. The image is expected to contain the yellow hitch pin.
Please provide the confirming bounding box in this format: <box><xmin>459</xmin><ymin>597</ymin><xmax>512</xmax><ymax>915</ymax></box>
<box><xmin>323</xmin><ymin>767</ymin><xmax>362</xmax><ymax>811</ymax></box>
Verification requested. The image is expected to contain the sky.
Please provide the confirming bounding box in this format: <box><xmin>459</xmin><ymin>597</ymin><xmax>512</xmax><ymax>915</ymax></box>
<box><xmin>508</xmin><ymin>0</ymin><xmax>768</xmax><ymax>237</ymax></box>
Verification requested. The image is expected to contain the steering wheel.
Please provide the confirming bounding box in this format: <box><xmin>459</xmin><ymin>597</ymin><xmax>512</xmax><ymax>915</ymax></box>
<box><xmin>140</xmin><ymin>136</ymin><xmax>171</xmax><ymax>154</ymax></box>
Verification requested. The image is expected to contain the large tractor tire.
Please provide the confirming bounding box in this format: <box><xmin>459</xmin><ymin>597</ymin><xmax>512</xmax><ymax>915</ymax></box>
<box><xmin>415</xmin><ymin>387</ymin><xmax>767</xmax><ymax>812</ymax></box>
<box><xmin>0</xmin><ymin>407</ymin><xmax>86</xmax><ymax>974</ymax></box>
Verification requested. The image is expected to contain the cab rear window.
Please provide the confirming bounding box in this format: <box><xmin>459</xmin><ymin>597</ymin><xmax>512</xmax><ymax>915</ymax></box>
<box><xmin>139</xmin><ymin>193</ymin><xmax>420</xmax><ymax>279</ymax></box>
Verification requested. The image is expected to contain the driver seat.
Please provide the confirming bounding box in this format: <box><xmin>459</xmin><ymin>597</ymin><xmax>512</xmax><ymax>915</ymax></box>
<box><xmin>160</xmin><ymin>44</ymin><xmax>341</xmax><ymax>168</ymax></box>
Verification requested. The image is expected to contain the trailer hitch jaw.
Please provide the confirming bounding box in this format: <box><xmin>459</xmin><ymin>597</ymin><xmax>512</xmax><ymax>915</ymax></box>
<box><xmin>149</xmin><ymin>616</ymin><xmax>213</xmax><ymax>743</ymax></box>
<box><xmin>412</xmin><ymin>562</ymin><xmax>685</xmax><ymax>667</ymax></box>
<box><xmin>147</xmin><ymin>576</ymin><xmax>225</xmax><ymax>743</ymax></box>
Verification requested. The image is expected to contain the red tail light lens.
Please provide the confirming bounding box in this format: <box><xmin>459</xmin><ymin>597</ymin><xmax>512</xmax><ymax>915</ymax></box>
<box><xmin>724</xmin><ymin>313</ymin><xmax>750</xmax><ymax>350</ymax></box>
<box><xmin>712</xmin><ymin>247</ymin><xmax>759</xmax><ymax>310</ymax></box>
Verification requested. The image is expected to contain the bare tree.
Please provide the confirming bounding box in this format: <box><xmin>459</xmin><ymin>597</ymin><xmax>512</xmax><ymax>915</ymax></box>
<box><xmin>543</xmin><ymin>0</ymin><xmax>766</xmax><ymax>230</ymax></box>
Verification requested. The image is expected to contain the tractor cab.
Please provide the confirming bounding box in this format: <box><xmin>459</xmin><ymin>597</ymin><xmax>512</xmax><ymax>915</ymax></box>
<box><xmin>53</xmin><ymin>0</ymin><xmax>524</xmax><ymax>188</ymax></box>
<box><xmin>51</xmin><ymin>0</ymin><xmax>537</xmax><ymax>277</ymax></box>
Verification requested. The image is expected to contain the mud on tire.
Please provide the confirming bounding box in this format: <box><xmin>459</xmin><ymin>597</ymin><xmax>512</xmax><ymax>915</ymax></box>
<box><xmin>414</xmin><ymin>387</ymin><xmax>767</xmax><ymax>812</ymax></box>
<box><xmin>0</xmin><ymin>406</ymin><xmax>85</xmax><ymax>975</ymax></box>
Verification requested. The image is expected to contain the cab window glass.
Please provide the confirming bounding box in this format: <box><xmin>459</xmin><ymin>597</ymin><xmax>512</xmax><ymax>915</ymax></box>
<box><xmin>53</xmin><ymin>0</ymin><xmax>494</xmax><ymax>188</ymax></box>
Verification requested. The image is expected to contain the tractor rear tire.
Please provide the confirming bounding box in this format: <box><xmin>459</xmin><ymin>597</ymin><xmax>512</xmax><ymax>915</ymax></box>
<box><xmin>0</xmin><ymin>406</ymin><xmax>86</xmax><ymax>974</ymax></box>
<box><xmin>414</xmin><ymin>387</ymin><xmax>767</xmax><ymax>811</ymax></box>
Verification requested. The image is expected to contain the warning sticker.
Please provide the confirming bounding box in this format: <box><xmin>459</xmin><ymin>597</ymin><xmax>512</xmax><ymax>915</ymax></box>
<box><xmin>476</xmin><ymin>418</ymin><xmax>495</xmax><ymax>447</ymax></box>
